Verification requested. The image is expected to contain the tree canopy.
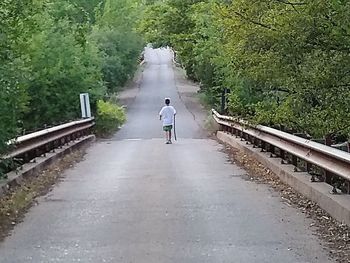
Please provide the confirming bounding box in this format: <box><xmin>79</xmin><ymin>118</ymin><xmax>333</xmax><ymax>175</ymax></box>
<box><xmin>139</xmin><ymin>0</ymin><xmax>350</xmax><ymax>139</ymax></box>
<box><xmin>0</xmin><ymin>0</ymin><xmax>144</xmax><ymax>154</ymax></box>
<box><xmin>2</xmin><ymin>0</ymin><xmax>350</xmax><ymax>156</ymax></box>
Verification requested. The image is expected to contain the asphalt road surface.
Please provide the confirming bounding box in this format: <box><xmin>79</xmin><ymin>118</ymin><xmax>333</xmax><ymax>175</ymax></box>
<box><xmin>0</xmin><ymin>48</ymin><xmax>332</xmax><ymax>263</ymax></box>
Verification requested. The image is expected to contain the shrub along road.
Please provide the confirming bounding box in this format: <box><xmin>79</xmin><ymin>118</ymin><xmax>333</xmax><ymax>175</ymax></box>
<box><xmin>0</xmin><ymin>48</ymin><xmax>332</xmax><ymax>262</ymax></box>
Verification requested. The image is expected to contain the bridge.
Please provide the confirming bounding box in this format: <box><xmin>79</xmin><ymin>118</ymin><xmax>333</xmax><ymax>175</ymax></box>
<box><xmin>0</xmin><ymin>48</ymin><xmax>339</xmax><ymax>262</ymax></box>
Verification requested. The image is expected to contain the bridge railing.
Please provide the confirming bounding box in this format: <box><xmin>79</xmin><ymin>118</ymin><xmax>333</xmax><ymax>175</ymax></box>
<box><xmin>2</xmin><ymin>118</ymin><xmax>95</xmax><ymax>172</ymax></box>
<box><xmin>212</xmin><ymin>109</ymin><xmax>350</xmax><ymax>194</ymax></box>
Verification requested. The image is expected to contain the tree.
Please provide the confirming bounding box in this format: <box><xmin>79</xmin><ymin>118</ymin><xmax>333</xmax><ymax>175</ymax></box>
<box><xmin>139</xmin><ymin>0</ymin><xmax>350</xmax><ymax>139</ymax></box>
<box><xmin>0</xmin><ymin>0</ymin><xmax>33</xmax><ymax>152</ymax></box>
<box><xmin>0</xmin><ymin>0</ymin><xmax>144</xmax><ymax>153</ymax></box>
<box><xmin>92</xmin><ymin>0</ymin><xmax>144</xmax><ymax>92</ymax></box>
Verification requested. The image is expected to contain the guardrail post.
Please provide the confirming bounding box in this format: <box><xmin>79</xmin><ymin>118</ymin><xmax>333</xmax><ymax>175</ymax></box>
<box><xmin>292</xmin><ymin>155</ymin><xmax>298</xmax><ymax>172</ymax></box>
<box><xmin>246</xmin><ymin>134</ymin><xmax>250</xmax><ymax>145</ymax></box>
<box><xmin>346</xmin><ymin>181</ymin><xmax>350</xmax><ymax>194</ymax></box>
<box><xmin>331</xmin><ymin>175</ymin><xmax>339</xmax><ymax>194</ymax></box>
<box><xmin>235</xmin><ymin>128</ymin><xmax>238</xmax><ymax>138</ymax></box>
<box><xmin>270</xmin><ymin>145</ymin><xmax>275</xmax><ymax>157</ymax></box>
<box><xmin>280</xmin><ymin>149</ymin><xmax>286</xmax><ymax>164</ymax></box>
<box><xmin>240</xmin><ymin>129</ymin><xmax>244</xmax><ymax>141</ymax></box>
<box><xmin>306</xmin><ymin>162</ymin><xmax>311</xmax><ymax>173</ymax></box>
<box><xmin>35</xmin><ymin>149</ymin><xmax>41</xmax><ymax>159</ymax></box>
<box><xmin>252</xmin><ymin>137</ymin><xmax>257</xmax><ymax>148</ymax></box>
<box><xmin>307</xmin><ymin>162</ymin><xmax>317</xmax><ymax>182</ymax></box>
<box><xmin>324</xmin><ymin>170</ymin><xmax>332</xmax><ymax>185</ymax></box>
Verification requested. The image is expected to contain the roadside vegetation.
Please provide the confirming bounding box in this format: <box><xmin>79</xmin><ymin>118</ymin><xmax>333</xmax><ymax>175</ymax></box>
<box><xmin>2</xmin><ymin>0</ymin><xmax>350</xmax><ymax>161</ymax></box>
<box><xmin>138</xmin><ymin>0</ymin><xmax>350</xmax><ymax>141</ymax></box>
<box><xmin>0</xmin><ymin>0</ymin><xmax>143</xmax><ymax>158</ymax></box>
<box><xmin>95</xmin><ymin>100</ymin><xmax>126</xmax><ymax>137</ymax></box>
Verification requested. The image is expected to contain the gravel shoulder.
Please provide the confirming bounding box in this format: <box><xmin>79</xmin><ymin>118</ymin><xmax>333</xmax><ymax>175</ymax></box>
<box><xmin>173</xmin><ymin>66</ymin><xmax>212</xmax><ymax>136</ymax></box>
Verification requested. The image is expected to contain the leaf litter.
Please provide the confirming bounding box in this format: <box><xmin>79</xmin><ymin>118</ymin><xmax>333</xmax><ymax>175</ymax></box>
<box><xmin>221</xmin><ymin>142</ymin><xmax>350</xmax><ymax>263</ymax></box>
<box><xmin>0</xmin><ymin>150</ymin><xmax>85</xmax><ymax>241</ymax></box>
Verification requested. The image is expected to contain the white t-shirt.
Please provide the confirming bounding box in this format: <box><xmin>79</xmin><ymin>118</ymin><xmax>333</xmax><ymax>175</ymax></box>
<box><xmin>159</xmin><ymin>106</ymin><xmax>176</xmax><ymax>126</ymax></box>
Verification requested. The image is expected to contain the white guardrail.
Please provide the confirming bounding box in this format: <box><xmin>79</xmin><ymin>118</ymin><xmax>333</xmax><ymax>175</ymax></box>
<box><xmin>212</xmin><ymin>109</ymin><xmax>350</xmax><ymax>194</ymax></box>
<box><xmin>3</xmin><ymin>118</ymin><xmax>95</xmax><ymax>163</ymax></box>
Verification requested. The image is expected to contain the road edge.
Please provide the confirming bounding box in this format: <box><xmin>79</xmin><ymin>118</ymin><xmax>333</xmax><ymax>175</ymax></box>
<box><xmin>217</xmin><ymin>131</ymin><xmax>350</xmax><ymax>227</ymax></box>
<box><xmin>0</xmin><ymin>135</ymin><xmax>95</xmax><ymax>198</ymax></box>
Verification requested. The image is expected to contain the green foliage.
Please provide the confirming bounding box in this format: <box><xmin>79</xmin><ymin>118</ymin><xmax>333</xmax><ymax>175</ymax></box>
<box><xmin>23</xmin><ymin>13</ymin><xmax>106</xmax><ymax>130</ymax></box>
<box><xmin>0</xmin><ymin>0</ymin><xmax>33</xmax><ymax>153</ymax></box>
<box><xmin>90</xmin><ymin>0</ymin><xmax>144</xmax><ymax>92</ymax></box>
<box><xmin>139</xmin><ymin>0</ymin><xmax>350</xmax><ymax>139</ymax></box>
<box><xmin>95</xmin><ymin>100</ymin><xmax>126</xmax><ymax>137</ymax></box>
<box><xmin>0</xmin><ymin>0</ymin><xmax>143</xmax><ymax>161</ymax></box>
<box><xmin>90</xmin><ymin>27</ymin><xmax>143</xmax><ymax>92</ymax></box>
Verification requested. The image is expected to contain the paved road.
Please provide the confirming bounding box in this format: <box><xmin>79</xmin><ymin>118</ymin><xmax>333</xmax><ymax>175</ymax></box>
<box><xmin>0</xmin><ymin>48</ymin><xmax>332</xmax><ymax>262</ymax></box>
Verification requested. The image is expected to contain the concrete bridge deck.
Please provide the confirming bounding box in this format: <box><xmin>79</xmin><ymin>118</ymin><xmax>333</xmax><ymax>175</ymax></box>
<box><xmin>0</xmin><ymin>48</ymin><xmax>331</xmax><ymax>263</ymax></box>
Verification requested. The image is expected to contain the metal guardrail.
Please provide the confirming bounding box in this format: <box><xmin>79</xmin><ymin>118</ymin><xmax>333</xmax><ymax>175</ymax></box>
<box><xmin>212</xmin><ymin>109</ymin><xmax>350</xmax><ymax>194</ymax></box>
<box><xmin>2</xmin><ymin>118</ymin><xmax>95</xmax><ymax>172</ymax></box>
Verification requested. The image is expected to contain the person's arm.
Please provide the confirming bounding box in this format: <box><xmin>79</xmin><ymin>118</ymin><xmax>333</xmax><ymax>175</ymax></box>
<box><xmin>159</xmin><ymin>107</ymin><xmax>163</xmax><ymax>120</ymax></box>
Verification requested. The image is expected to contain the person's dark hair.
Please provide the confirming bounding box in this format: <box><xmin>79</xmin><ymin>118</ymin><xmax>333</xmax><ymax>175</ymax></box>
<box><xmin>165</xmin><ymin>98</ymin><xmax>170</xmax><ymax>105</ymax></box>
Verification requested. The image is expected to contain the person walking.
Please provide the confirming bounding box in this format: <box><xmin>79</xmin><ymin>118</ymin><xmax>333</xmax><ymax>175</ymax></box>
<box><xmin>159</xmin><ymin>98</ymin><xmax>177</xmax><ymax>144</ymax></box>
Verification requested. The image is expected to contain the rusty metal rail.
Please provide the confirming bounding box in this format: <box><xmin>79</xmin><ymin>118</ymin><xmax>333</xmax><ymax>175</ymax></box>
<box><xmin>212</xmin><ymin>109</ymin><xmax>350</xmax><ymax>194</ymax></box>
<box><xmin>2</xmin><ymin>118</ymin><xmax>95</xmax><ymax>171</ymax></box>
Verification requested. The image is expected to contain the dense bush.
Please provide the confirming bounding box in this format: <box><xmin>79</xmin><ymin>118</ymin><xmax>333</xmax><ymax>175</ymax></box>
<box><xmin>0</xmin><ymin>0</ymin><xmax>32</xmax><ymax>153</ymax></box>
<box><xmin>90</xmin><ymin>28</ymin><xmax>143</xmax><ymax>92</ymax></box>
<box><xmin>95</xmin><ymin>100</ymin><xmax>126</xmax><ymax>137</ymax></box>
<box><xmin>22</xmin><ymin>15</ymin><xmax>106</xmax><ymax>130</ymax></box>
<box><xmin>0</xmin><ymin>0</ymin><xmax>143</xmax><ymax>156</ymax></box>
